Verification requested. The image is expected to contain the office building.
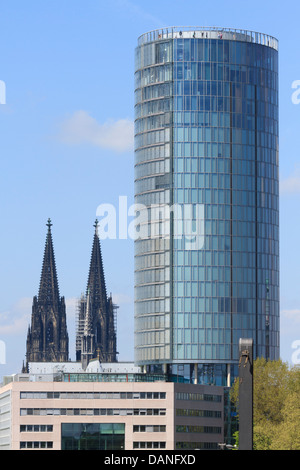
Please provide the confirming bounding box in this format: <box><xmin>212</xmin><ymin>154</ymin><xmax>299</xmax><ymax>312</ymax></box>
<box><xmin>0</xmin><ymin>363</ymin><xmax>224</xmax><ymax>450</ymax></box>
<box><xmin>134</xmin><ymin>27</ymin><xmax>279</xmax><ymax>385</ymax></box>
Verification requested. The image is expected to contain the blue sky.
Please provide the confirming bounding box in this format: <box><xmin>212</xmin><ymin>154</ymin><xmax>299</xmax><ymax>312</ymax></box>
<box><xmin>0</xmin><ymin>0</ymin><xmax>300</xmax><ymax>379</ymax></box>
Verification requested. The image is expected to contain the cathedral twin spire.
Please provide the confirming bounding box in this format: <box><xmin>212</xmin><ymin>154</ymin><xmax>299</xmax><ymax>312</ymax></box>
<box><xmin>25</xmin><ymin>219</ymin><xmax>117</xmax><ymax>371</ymax></box>
<box><xmin>78</xmin><ymin>219</ymin><xmax>117</xmax><ymax>367</ymax></box>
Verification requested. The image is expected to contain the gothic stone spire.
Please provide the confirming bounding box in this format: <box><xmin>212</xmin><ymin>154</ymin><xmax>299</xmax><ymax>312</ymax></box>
<box><xmin>25</xmin><ymin>219</ymin><xmax>69</xmax><ymax>369</ymax></box>
<box><xmin>38</xmin><ymin>218</ymin><xmax>60</xmax><ymax>307</ymax></box>
<box><xmin>86</xmin><ymin>219</ymin><xmax>107</xmax><ymax>309</ymax></box>
<box><xmin>77</xmin><ymin>220</ymin><xmax>117</xmax><ymax>366</ymax></box>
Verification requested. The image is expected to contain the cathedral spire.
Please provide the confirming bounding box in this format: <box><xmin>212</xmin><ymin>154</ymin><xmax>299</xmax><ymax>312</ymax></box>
<box><xmin>76</xmin><ymin>220</ymin><xmax>117</xmax><ymax>365</ymax></box>
<box><xmin>38</xmin><ymin>218</ymin><xmax>60</xmax><ymax>306</ymax></box>
<box><xmin>24</xmin><ymin>219</ymin><xmax>69</xmax><ymax>369</ymax></box>
<box><xmin>86</xmin><ymin>219</ymin><xmax>107</xmax><ymax>309</ymax></box>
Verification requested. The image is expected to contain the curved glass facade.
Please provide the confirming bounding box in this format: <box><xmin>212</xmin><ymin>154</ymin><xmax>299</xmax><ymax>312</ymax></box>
<box><xmin>134</xmin><ymin>27</ymin><xmax>279</xmax><ymax>382</ymax></box>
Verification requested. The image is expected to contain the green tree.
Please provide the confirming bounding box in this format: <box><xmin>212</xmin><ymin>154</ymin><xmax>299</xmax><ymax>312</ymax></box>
<box><xmin>231</xmin><ymin>358</ymin><xmax>300</xmax><ymax>450</ymax></box>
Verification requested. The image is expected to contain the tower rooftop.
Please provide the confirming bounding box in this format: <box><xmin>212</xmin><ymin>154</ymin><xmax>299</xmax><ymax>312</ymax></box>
<box><xmin>137</xmin><ymin>26</ymin><xmax>278</xmax><ymax>51</ymax></box>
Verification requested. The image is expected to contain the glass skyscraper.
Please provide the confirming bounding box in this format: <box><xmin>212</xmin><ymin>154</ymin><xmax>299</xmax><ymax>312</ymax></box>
<box><xmin>134</xmin><ymin>27</ymin><xmax>279</xmax><ymax>385</ymax></box>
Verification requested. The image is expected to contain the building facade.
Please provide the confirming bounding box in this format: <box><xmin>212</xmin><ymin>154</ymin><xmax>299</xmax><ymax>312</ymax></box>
<box><xmin>24</xmin><ymin>220</ymin><xmax>69</xmax><ymax>369</ymax></box>
<box><xmin>0</xmin><ymin>368</ymin><xmax>224</xmax><ymax>450</ymax></box>
<box><xmin>76</xmin><ymin>221</ymin><xmax>117</xmax><ymax>366</ymax></box>
<box><xmin>134</xmin><ymin>27</ymin><xmax>279</xmax><ymax>384</ymax></box>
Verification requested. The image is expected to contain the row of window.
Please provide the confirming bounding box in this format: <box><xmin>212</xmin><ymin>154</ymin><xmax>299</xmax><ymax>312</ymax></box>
<box><xmin>135</xmin><ymin>152</ymin><xmax>277</xmax><ymax>185</ymax></box>
<box><xmin>135</xmin><ymin>188</ymin><xmax>170</xmax><ymax>207</ymax></box>
<box><xmin>173</xmin><ymin>112</ymin><xmax>278</xmax><ymax>132</ymax></box>
<box><xmin>133</xmin><ymin>425</ymin><xmax>166</xmax><ymax>433</ymax></box>
<box><xmin>173</xmin><ymin>147</ymin><xmax>277</xmax><ymax>170</ymax></box>
<box><xmin>135</xmin><ymin>142</ymin><xmax>170</xmax><ymax>165</ymax></box>
<box><xmin>135</xmin><ymin>343</ymin><xmax>170</xmax><ymax>362</ymax></box>
<box><xmin>135</xmin><ymin>40</ymin><xmax>171</xmax><ymax>68</ymax></box>
<box><xmin>135</xmin><ymin>268</ymin><xmax>169</xmax><ymax>285</ymax></box>
<box><xmin>135</xmin><ymin>283</ymin><xmax>169</xmax><ymax>301</ymax></box>
<box><xmin>136</xmin><ymin>63</ymin><xmax>172</xmax><ymax>88</ymax></box>
<box><xmin>136</xmin><ymin>75</ymin><xmax>276</xmax><ymax>110</ymax></box>
<box><xmin>174</xmin><ymin>343</ymin><xmax>233</xmax><ymax>361</ymax></box>
<box><xmin>135</xmin><ymin>237</ymin><xmax>170</xmax><ymax>254</ymax></box>
<box><xmin>135</xmin><ymin>99</ymin><xmax>171</xmax><ymax>123</ymax></box>
<box><xmin>135</xmin><ymin>330</ymin><xmax>168</xmax><ymax>347</ymax></box>
<box><xmin>173</xmin><ymin>62</ymin><xmax>277</xmax><ymax>90</ymax></box>
<box><xmin>135</xmin><ymin>252</ymin><xmax>170</xmax><ymax>270</ymax></box>
<box><xmin>133</xmin><ymin>441</ymin><xmax>166</xmax><ymax>449</ymax></box>
<box><xmin>135</xmin><ymin>158</ymin><xmax>169</xmax><ymax>180</ymax></box>
<box><xmin>176</xmin><ymin>392</ymin><xmax>222</xmax><ymax>402</ymax></box>
<box><xmin>137</xmin><ymin>49</ymin><xmax>277</xmax><ymax>89</ymax></box>
<box><xmin>176</xmin><ymin>425</ymin><xmax>222</xmax><ymax>434</ymax></box>
<box><xmin>20</xmin><ymin>425</ymin><xmax>53</xmax><ymax>432</ymax></box>
<box><xmin>20</xmin><ymin>441</ymin><xmax>53</xmax><ymax>449</ymax></box>
<box><xmin>173</xmin><ymin>189</ymin><xmax>278</xmax><ymax>214</ymax></box>
<box><xmin>135</xmin><ymin>128</ymin><xmax>170</xmax><ymax>150</ymax></box>
<box><xmin>20</xmin><ymin>391</ymin><xmax>166</xmax><ymax>400</ymax></box>
<box><xmin>135</xmin><ymin>112</ymin><xmax>171</xmax><ymax>134</ymax></box>
<box><xmin>135</xmin><ymin>298</ymin><xmax>170</xmax><ymax>315</ymax></box>
<box><xmin>135</xmin><ymin>313</ymin><xmax>167</xmax><ymax>331</ymax></box>
<box><xmin>174</xmin><ymin>328</ymin><xmax>242</xmax><ymax>347</ymax></box>
<box><xmin>173</xmin><ymin>282</ymin><xmax>272</xmax><ymax>305</ymax></box>
<box><xmin>174</xmin><ymin>315</ymin><xmax>256</xmax><ymax>334</ymax></box>
<box><xmin>136</xmin><ymin>110</ymin><xmax>275</xmax><ymax>139</ymax></box>
<box><xmin>176</xmin><ymin>408</ymin><xmax>221</xmax><ymax>419</ymax></box>
<box><xmin>136</xmin><ymin>82</ymin><xmax>277</xmax><ymax>118</ymax></box>
<box><xmin>132</xmin><ymin>212</ymin><xmax>276</xmax><ymax>245</ymax></box>
<box><xmin>135</xmin><ymin>279</ymin><xmax>270</xmax><ymax>305</ymax></box>
<box><xmin>137</xmin><ymin>36</ymin><xmax>278</xmax><ymax>68</ymax></box>
<box><xmin>176</xmin><ymin>441</ymin><xmax>218</xmax><ymax>450</ymax></box>
<box><xmin>136</xmin><ymin>168</ymin><xmax>277</xmax><ymax>197</ymax></box>
<box><xmin>173</xmin><ymin>123</ymin><xmax>277</xmax><ymax>146</ymax></box>
<box><xmin>19</xmin><ymin>424</ymin><xmax>167</xmax><ymax>434</ymax></box>
<box><xmin>20</xmin><ymin>408</ymin><xmax>166</xmax><ymax>416</ymax></box>
<box><xmin>174</xmin><ymin>81</ymin><xmax>275</xmax><ymax>103</ymax></box>
<box><xmin>173</xmin><ymin>38</ymin><xmax>278</xmax><ymax>71</ymax></box>
<box><xmin>135</xmin><ymin>175</ymin><xmax>170</xmax><ymax>194</ymax></box>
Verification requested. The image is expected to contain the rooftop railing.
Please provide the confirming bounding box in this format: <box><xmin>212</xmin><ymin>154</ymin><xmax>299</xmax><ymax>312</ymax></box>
<box><xmin>137</xmin><ymin>26</ymin><xmax>278</xmax><ymax>51</ymax></box>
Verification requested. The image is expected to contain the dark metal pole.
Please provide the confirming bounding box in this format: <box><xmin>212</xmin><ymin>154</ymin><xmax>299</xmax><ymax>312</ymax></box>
<box><xmin>238</xmin><ymin>338</ymin><xmax>253</xmax><ymax>450</ymax></box>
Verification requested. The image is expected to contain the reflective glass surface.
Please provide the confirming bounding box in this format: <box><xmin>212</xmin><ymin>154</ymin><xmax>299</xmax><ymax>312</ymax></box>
<box><xmin>61</xmin><ymin>423</ymin><xmax>125</xmax><ymax>450</ymax></box>
<box><xmin>134</xmin><ymin>29</ymin><xmax>279</xmax><ymax>369</ymax></box>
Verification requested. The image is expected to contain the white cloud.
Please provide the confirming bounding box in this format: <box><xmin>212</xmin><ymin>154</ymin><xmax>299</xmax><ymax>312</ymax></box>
<box><xmin>0</xmin><ymin>297</ymin><xmax>79</xmax><ymax>337</ymax></box>
<box><xmin>280</xmin><ymin>170</ymin><xmax>300</xmax><ymax>194</ymax></box>
<box><xmin>0</xmin><ymin>298</ymin><xmax>32</xmax><ymax>336</ymax></box>
<box><xmin>112</xmin><ymin>293</ymin><xmax>132</xmax><ymax>305</ymax></box>
<box><xmin>58</xmin><ymin>110</ymin><xmax>134</xmax><ymax>153</ymax></box>
<box><xmin>281</xmin><ymin>309</ymin><xmax>300</xmax><ymax>322</ymax></box>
